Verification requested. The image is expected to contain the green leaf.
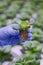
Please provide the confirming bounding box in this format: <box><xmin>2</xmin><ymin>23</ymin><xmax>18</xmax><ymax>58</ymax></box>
<box><xmin>20</xmin><ymin>21</ymin><xmax>28</xmax><ymax>30</ymax></box>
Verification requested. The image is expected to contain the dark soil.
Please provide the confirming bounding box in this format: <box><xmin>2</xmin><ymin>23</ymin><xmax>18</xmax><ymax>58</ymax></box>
<box><xmin>20</xmin><ymin>29</ymin><xmax>27</xmax><ymax>40</ymax></box>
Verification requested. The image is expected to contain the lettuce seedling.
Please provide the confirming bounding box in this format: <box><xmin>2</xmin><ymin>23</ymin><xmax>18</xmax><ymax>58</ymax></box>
<box><xmin>13</xmin><ymin>21</ymin><xmax>30</xmax><ymax>40</ymax></box>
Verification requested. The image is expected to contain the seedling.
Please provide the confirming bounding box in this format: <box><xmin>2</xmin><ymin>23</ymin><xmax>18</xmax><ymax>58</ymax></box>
<box><xmin>13</xmin><ymin>21</ymin><xmax>30</xmax><ymax>41</ymax></box>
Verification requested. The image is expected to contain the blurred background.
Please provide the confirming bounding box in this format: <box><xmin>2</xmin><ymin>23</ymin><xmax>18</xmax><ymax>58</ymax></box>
<box><xmin>0</xmin><ymin>0</ymin><xmax>43</xmax><ymax>65</ymax></box>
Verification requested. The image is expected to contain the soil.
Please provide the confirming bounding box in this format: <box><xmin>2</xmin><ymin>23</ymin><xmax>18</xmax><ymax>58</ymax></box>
<box><xmin>20</xmin><ymin>29</ymin><xmax>27</xmax><ymax>40</ymax></box>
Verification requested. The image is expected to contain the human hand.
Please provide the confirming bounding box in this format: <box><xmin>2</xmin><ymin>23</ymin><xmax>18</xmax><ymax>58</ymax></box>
<box><xmin>0</xmin><ymin>24</ymin><xmax>32</xmax><ymax>46</ymax></box>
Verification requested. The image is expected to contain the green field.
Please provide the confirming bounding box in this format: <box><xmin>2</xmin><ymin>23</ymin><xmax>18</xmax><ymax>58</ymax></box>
<box><xmin>0</xmin><ymin>0</ymin><xmax>43</xmax><ymax>65</ymax></box>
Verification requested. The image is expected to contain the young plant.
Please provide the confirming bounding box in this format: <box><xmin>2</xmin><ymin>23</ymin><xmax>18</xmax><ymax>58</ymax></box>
<box><xmin>13</xmin><ymin>21</ymin><xmax>30</xmax><ymax>41</ymax></box>
<box><xmin>19</xmin><ymin>21</ymin><xmax>28</xmax><ymax>41</ymax></box>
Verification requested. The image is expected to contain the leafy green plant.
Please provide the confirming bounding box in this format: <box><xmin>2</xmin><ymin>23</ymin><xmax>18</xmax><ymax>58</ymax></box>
<box><xmin>38</xmin><ymin>32</ymin><xmax>43</xmax><ymax>43</ymax></box>
<box><xmin>0</xmin><ymin>51</ymin><xmax>12</xmax><ymax>62</ymax></box>
<box><xmin>19</xmin><ymin>2</ymin><xmax>34</xmax><ymax>20</ymax></box>
<box><xmin>9</xmin><ymin>54</ymin><xmax>39</xmax><ymax>65</ymax></box>
<box><xmin>0</xmin><ymin>15</ymin><xmax>6</xmax><ymax>27</ymax></box>
<box><xmin>32</xmin><ymin>28</ymin><xmax>42</xmax><ymax>41</ymax></box>
<box><xmin>5</xmin><ymin>0</ymin><xmax>24</xmax><ymax>18</ymax></box>
<box><xmin>9</xmin><ymin>41</ymin><xmax>41</xmax><ymax>65</ymax></box>
<box><xmin>34</xmin><ymin>9</ymin><xmax>43</xmax><ymax>30</ymax></box>
<box><xmin>21</xmin><ymin>41</ymin><xmax>42</xmax><ymax>60</ymax></box>
<box><xmin>0</xmin><ymin>2</ymin><xmax>5</xmax><ymax>12</ymax></box>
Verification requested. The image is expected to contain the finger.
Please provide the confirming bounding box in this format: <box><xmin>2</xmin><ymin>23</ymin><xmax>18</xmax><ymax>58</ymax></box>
<box><xmin>27</xmin><ymin>37</ymin><xmax>32</xmax><ymax>41</ymax></box>
<box><xmin>27</xmin><ymin>33</ymin><xmax>32</xmax><ymax>41</ymax></box>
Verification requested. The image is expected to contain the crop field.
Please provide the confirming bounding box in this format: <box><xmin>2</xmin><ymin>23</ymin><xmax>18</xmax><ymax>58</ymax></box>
<box><xmin>0</xmin><ymin>0</ymin><xmax>43</xmax><ymax>65</ymax></box>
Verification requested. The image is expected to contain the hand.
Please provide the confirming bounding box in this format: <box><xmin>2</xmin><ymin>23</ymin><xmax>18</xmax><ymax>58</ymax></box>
<box><xmin>0</xmin><ymin>24</ymin><xmax>32</xmax><ymax>46</ymax></box>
